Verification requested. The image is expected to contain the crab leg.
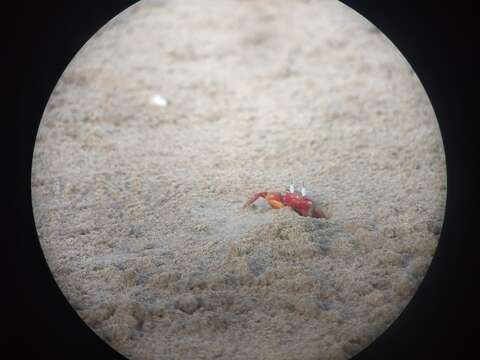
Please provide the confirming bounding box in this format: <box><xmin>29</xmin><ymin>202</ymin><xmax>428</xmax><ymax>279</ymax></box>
<box><xmin>243</xmin><ymin>192</ymin><xmax>268</xmax><ymax>208</ymax></box>
<box><xmin>312</xmin><ymin>207</ymin><xmax>327</xmax><ymax>219</ymax></box>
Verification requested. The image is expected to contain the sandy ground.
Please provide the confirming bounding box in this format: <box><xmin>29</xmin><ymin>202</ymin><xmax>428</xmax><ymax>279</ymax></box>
<box><xmin>31</xmin><ymin>1</ymin><xmax>447</xmax><ymax>359</ymax></box>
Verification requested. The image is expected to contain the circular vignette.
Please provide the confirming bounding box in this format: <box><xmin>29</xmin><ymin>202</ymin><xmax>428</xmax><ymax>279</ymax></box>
<box><xmin>31</xmin><ymin>1</ymin><xmax>447</xmax><ymax>360</ymax></box>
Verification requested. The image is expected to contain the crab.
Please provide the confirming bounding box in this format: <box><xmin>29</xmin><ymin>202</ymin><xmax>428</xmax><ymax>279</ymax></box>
<box><xmin>243</xmin><ymin>180</ymin><xmax>327</xmax><ymax>219</ymax></box>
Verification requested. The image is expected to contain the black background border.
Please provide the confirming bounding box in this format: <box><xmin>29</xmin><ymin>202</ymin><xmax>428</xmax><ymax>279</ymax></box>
<box><xmin>3</xmin><ymin>1</ymin><xmax>475</xmax><ymax>359</ymax></box>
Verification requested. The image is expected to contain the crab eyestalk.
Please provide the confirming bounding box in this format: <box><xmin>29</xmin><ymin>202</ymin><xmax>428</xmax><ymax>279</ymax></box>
<box><xmin>301</xmin><ymin>181</ymin><xmax>306</xmax><ymax>197</ymax></box>
<box><xmin>289</xmin><ymin>178</ymin><xmax>295</xmax><ymax>193</ymax></box>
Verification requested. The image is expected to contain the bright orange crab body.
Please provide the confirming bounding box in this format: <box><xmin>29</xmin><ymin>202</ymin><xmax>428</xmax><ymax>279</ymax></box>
<box><xmin>243</xmin><ymin>183</ymin><xmax>327</xmax><ymax>219</ymax></box>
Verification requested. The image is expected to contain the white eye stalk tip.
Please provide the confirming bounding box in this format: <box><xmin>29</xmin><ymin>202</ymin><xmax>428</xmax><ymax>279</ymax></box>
<box><xmin>301</xmin><ymin>182</ymin><xmax>306</xmax><ymax>197</ymax></box>
<box><xmin>289</xmin><ymin>178</ymin><xmax>295</xmax><ymax>193</ymax></box>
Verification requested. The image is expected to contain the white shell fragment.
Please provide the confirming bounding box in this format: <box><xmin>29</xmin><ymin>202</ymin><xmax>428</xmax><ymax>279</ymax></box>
<box><xmin>150</xmin><ymin>94</ymin><xmax>169</xmax><ymax>107</ymax></box>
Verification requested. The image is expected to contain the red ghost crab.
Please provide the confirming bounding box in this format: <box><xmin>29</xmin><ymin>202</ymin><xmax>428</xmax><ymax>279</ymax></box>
<box><xmin>243</xmin><ymin>180</ymin><xmax>327</xmax><ymax>219</ymax></box>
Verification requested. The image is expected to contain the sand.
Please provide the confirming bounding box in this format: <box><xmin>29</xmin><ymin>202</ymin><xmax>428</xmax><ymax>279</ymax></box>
<box><xmin>31</xmin><ymin>1</ymin><xmax>447</xmax><ymax>359</ymax></box>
